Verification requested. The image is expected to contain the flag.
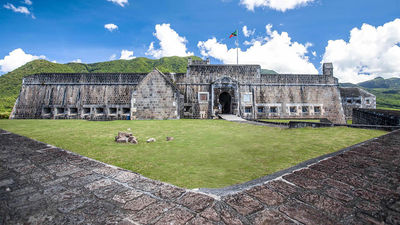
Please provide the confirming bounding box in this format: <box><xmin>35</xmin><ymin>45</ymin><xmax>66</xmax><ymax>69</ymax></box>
<box><xmin>229</xmin><ymin>30</ymin><xmax>238</xmax><ymax>38</ymax></box>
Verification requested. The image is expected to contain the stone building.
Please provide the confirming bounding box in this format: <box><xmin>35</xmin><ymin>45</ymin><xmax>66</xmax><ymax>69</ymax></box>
<box><xmin>339</xmin><ymin>87</ymin><xmax>376</xmax><ymax>120</ymax></box>
<box><xmin>11</xmin><ymin>59</ymin><xmax>348</xmax><ymax>123</ymax></box>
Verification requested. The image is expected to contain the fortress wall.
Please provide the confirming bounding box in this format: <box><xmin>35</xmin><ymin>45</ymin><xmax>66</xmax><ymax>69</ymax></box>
<box><xmin>247</xmin><ymin>85</ymin><xmax>346</xmax><ymax>123</ymax></box>
<box><xmin>132</xmin><ymin>70</ymin><xmax>181</xmax><ymax>120</ymax></box>
<box><xmin>11</xmin><ymin>73</ymin><xmax>146</xmax><ymax>120</ymax></box>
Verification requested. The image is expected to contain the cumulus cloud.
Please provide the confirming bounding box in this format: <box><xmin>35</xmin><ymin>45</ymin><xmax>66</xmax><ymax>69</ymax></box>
<box><xmin>0</xmin><ymin>48</ymin><xmax>45</xmax><ymax>73</ymax></box>
<box><xmin>104</xmin><ymin>23</ymin><xmax>118</xmax><ymax>32</ymax></box>
<box><xmin>120</xmin><ymin>50</ymin><xmax>135</xmax><ymax>60</ymax></box>
<box><xmin>240</xmin><ymin>0</ymin><xmax>314</xmax><ymax>12</ymax></box>
<box><xmin>198</xmin><ymin>24</ymin><xmax>317</xmax><ymax>74</ymax></box>
<box><xmin>107</xmin><ymin>0</ymin><xmax>128</xmax><ymax>7</ymax></box>
<box><xmin>242</xmin><ymin>26</ymin><xmax>255</xmax><ymax>37</ymax></box>
<box><xmin>146</xmin><ymin>23</ymin><xmax>194</xmax><ymax>58</ymax></box>
<box><xmin>322</xmin><ymin>18</ymin><xmax>400</xmax><ymax>83</ymax></box>
<box><xmin>23</xmin><ymin>0</ymin><xmax>32</xmax><ymax>5</ymax></box>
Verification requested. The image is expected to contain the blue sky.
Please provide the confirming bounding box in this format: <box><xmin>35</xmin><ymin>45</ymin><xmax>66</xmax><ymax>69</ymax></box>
<box><xmin>0</xmin><ymin>0</ymin><xmax>399</xmax><ymax>83</ymax></box>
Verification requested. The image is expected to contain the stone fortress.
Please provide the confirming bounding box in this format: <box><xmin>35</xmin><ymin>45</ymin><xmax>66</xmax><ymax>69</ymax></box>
<box><xmin>11</xmin><ymin>58</ymin><xmax>375</xmax><ymax>124</ymax></box>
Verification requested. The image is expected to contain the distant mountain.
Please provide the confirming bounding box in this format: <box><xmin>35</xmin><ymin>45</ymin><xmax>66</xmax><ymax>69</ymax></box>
<box><xmin>358</xmin><ymin>77</ymin><xmax>400</xmax><ymax>89</ymax></box>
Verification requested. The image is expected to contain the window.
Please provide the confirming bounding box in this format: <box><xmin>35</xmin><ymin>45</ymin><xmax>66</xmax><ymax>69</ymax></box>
<box><xmin>290</xmin><ymin>106</ymin><xmax>297</xmax><ymax>113</ymax></box>
<box><xmin>356</xmin><ymin>99</ymin><xmax>361</xmax><ymax>104</ymax></box>
<box><xmin>314</xmin><ymin>106</ymin><xmax>321</xmax><ymax>113</ymax></box>
<box><xmin>70</xmin><ymin>108</ymin><xmax>78</xmax><ymax>114</ymax></box>
<box><xmin>83</xmin><ymin>108</ymin><xmax>91</xmax><ymax>114</ymax></box>
<box><xmin>198</xmin><ymin>92</ymin><xmax>209</xmax><ymax>103</ymax></box>
<box><xmin>243</xmin><ymin>94</ymin><xmax>252</xmax><ymax>103</ymax></box>
<box><xmin>109</xmin><ymin>108</ymin><xmax>117</xmax><ymax>114</ymax></box>
<box><xmin>257</xmin><ymin>106</ymin><xmax>264</xmax><ymax>113</ymax></box>
<box><xmin>346</xmin><ymin>99</ymin><xmax>352</xmax><ymax>104</ymax></box>
<box><xmin>123</xmin><ymin>108</ymin><xmax>130</xmax><ymax>114</ymax></box>
<box><xmin>302</xmin><ymin>106</ymin><xmax>308</xmax><ymax>113</ymax></box>
<box><xmin>245</xmin><ymin>107</ymin><xmax>252</xmax><ymax>113</ymax></box>
<box><xmin>96</xmin><ymin>108</ymin><xmax>104</xmax><ymax>114</ymax></box>
<box><xmin>56</xmin><ymin>108</ymin><xmax>65</xmax><ymax>115</ymax></box>
<box><xmin>43</xmin><ymin>107</ymin><xmax>52</xmax><ymax>114</ymax></box>
<box><xmin>184</xmin><ymin>106</ymin><xmax>192</xmax><ymax>112</ymax></box>
<box><xmin>366</xmin><ymin>99</ymin><xmax>370</xmax><ymax>104</ymax></box>
<box><xmin>270</xmin><ymin>107</ymin><xmax>277</xmax><ymax>113</ymax></box>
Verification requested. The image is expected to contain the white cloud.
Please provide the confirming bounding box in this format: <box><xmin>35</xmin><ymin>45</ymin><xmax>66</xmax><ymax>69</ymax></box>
<box><xmin>322</xmin><ymin>18</ymin><xmax>400</xmax><ymax>83</ymax></box>
<box><xmin>240</xmin><ymin>0</ymin><xmax>314</xmax><ymax>12</ymax></box>
<box><xmin>71</xmin><ymin>59</ymin><xmax>82</xmax><ymax>63</ymax></box>
<box><xmin>4</xmin><ymin>3</ymin><xmax>31</xmax><ymax>15</ymax></box>
<box><xmin>198</xmin><ymin>24</ymin><xmax>317</xmax><ymax>74</ymax></box>
<box><xmin>107</xmin><ymin>0</ymin><xmax>128</xmax><ymax>7</ymax></box>
<box><xmin>242</xmin><ymin>26</ymin><xmax>255</xmax><ymax>37</ymax></box>
<box><xmin>120</xmin><ymin>50</ymin><xmax>135</xmax><ymax>60</ymax></box>
<box><xmin>23</xmin><ymin>0</ymin><xmax>32</xmax><ymax>5</ymax></box>
<box><xmin>0</xmin><ymin>48</ymin><xmax>45</xmax><ymax>73</ymax></box>
<box><xmin>104</xmin><ymin>23</ymin><xmax>118</xmax><ymax>32</ymax></box>
<box><xmin>146</xmin><ymin>23</ymin><xmax>194</xmax><ymax>58</ymax></box>
<box><xmin>312</xmin><ymin>51</ymin><xmax>316</xmax><ymax>57</ymax></box>
<box><xmin>109</xmin><ymin>54</ymin><xmax>117</xmax><ymax>60</ymax></box>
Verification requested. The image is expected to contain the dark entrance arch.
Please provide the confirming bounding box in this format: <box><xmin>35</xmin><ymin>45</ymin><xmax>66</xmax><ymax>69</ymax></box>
<box><xmin>219</xmin><ymin>92</ymin><xmax>232</xmax><ymax>114</ymax></box>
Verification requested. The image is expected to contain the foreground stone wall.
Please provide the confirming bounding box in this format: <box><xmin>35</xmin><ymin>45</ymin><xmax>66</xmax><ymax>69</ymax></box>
<box><xmin>353</xmin><ymin>108</ymin><xmax>400</xmax><ymax>126</ymax></box>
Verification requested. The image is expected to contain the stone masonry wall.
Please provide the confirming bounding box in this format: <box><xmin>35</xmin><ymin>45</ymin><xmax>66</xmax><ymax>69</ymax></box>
<box><xmin>174</xmin><ymin>64</ymin><xmax>345</xmax><ymax>123</ymax></box>
<box><xmin>132</xmin><ymin>70</ymin><xmax>181</xmax><ymax>120</ymax></box>
<box><xmin>11</xmin><ymin>73</ymin><xmax>146</xmax><ymax>120</ymax></box>
<box><xmin>353</xmin><ymin>108</ymin><xmax>400</xmax><ymax>126</ymax></box>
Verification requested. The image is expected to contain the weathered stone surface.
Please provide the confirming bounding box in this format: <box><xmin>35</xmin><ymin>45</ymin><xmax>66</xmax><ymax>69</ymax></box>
<box><xmin>224</xmin><ymin>193</ymin><xmax>264</xmax><ymax>216</ymax></box>
<box><xmin>154</xmin><ymin>208</ymin><xmax>194</xmax><ymax>225</ymax></box>
<box><xmin>123</xmin><ymin>195</ymin><xmax>157</xmax><ymax>211</ymax></box>
<box><xmin>177</xmin><ymin>192</ymin><xmax>214</xmax><ymax>212</ymax></box>
<box><xmin>279</xmin><ymin>201</ymin><xmax>336</xmax><ymax>225</ymax></box>
<box><xmin>246</xmin><ymin>185</ymin><xmax>285</xmax><ymax>206</ymax></box>
<box><xmin>252</xmin><ymin>209</ymin><xmax>296</xmax><ymax>225</ymax></box>
<box><xmin>1</xmin><ymin>129</ymin><xmax>399</xmax><ymax>225</ymax></box>
<box><xmin>112</xmin><ymin>190</ymin><xmax>143</xmax><ymax>204</ymax></box>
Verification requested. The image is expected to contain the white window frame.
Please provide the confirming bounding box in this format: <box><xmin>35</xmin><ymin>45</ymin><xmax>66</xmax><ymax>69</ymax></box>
<box><xmin>243</xmin><ymin>92</ymin><xmax>252</xmax><ymax>103</ymax></box>
<box><xmin>198</xmin><ymin>92</ymin><xmax>209</xmax><ymax>103</ymax></box>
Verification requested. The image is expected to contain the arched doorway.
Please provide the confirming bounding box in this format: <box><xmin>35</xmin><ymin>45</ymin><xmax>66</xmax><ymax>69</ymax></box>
<box><xmin>219</xmin><ymin>92</ymin><xmax>232</xmax><ymax>114</ymax></box>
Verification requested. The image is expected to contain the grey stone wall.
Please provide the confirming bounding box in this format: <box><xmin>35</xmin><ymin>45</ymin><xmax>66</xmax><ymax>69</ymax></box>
<box><xmin>173</xmin><ymin>63</ymin><xmax>345</xmax><ymax>124</ymax></box>
<box><xmin>132</xmin><ymin>70</ymin><xmax>182</xmax><ymax>120</ymax></box>
<box><xmin>339</xmin><ymin>87</ymin><xmax>376</xmax><ymax>120</ymax></box>
<box><xmin>353</xmin><ymin>108</ymin><xmax>400</xmax><ymax>126</ymax></box>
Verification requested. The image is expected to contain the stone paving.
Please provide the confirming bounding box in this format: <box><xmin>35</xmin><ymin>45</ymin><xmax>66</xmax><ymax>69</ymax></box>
<box><xmin>0</xmin><ymin>128</ymin><xmax>399</xmax><ymax>224</ymax></box>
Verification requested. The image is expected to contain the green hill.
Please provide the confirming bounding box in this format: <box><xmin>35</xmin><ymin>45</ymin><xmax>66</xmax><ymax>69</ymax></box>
<box><xmin>0</xmin><ymin>56</ymin><xmax>201</xmax><ymax>115</ymax></box>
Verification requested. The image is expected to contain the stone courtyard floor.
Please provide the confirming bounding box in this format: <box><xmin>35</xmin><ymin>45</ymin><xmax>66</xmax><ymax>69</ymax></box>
<box><xmin>0</xmin><ymin>128</ymin><xmax>399</xmax><ymax>225</ymax></box>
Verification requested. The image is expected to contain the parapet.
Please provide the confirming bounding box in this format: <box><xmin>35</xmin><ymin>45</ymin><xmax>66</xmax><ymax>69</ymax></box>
<box><xmin>188</xmin><ymin>57</ymin><xmax>210</xmax><ymax>65</ymax></box>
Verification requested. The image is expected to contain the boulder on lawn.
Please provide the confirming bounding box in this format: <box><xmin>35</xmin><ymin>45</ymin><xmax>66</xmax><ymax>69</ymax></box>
<box><xmin>128</xmin><ymin>136</ymin><xmax>138</xmax><ymax>144</ymax></box>
<box><xmin>146</xmin><ymin>138</ymin><xmax>156</xmax><ymax>143</ymax></box>
<box><xmin>115</xmin><ymin>132</ymin><xmax>137</xmax><ymax>144</ymax></box>
<box><xmin>166</xmin><ymin>137</ymin><xmax>174</xmax><ymax>141</ymax></box>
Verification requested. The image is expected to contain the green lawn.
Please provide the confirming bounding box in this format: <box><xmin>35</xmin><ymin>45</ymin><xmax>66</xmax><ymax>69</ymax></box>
<box><xmin>260</xmin><ymin>119</ymin><xmax>321</xmax><ymax>123</ymax></box>
<box><xmin>0</xmin><ymin>119</ymin><xmax>386</xmax><ymax>189</ymax></box>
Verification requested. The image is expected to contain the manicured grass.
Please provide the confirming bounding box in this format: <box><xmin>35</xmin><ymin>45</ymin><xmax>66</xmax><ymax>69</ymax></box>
<box><xmin>0</xmin><ymin>120</ymin><xmax>386</xmax><ymax>189</ymax></box>
<box><xmin>260</xmin><ymin>119</ymin><xmax>321</xmax><ymax>123</ymax></box>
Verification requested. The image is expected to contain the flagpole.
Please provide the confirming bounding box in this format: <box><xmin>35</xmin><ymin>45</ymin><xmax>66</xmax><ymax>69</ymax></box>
<box><xmin>236</xmin><ymin>29</ymin><xmax>239</xmax><ymax>65</ymax></box>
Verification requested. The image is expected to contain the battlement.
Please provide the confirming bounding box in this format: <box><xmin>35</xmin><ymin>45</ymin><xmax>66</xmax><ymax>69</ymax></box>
<box><xmin>188</xmin><ymin>57</ymin><xmax>210</xmax><ymax>65</ymax></box>
<box><xmin>23</xmin><ymin>73</ymin><xmax>147</xmax><ymax>85</ymax></box>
